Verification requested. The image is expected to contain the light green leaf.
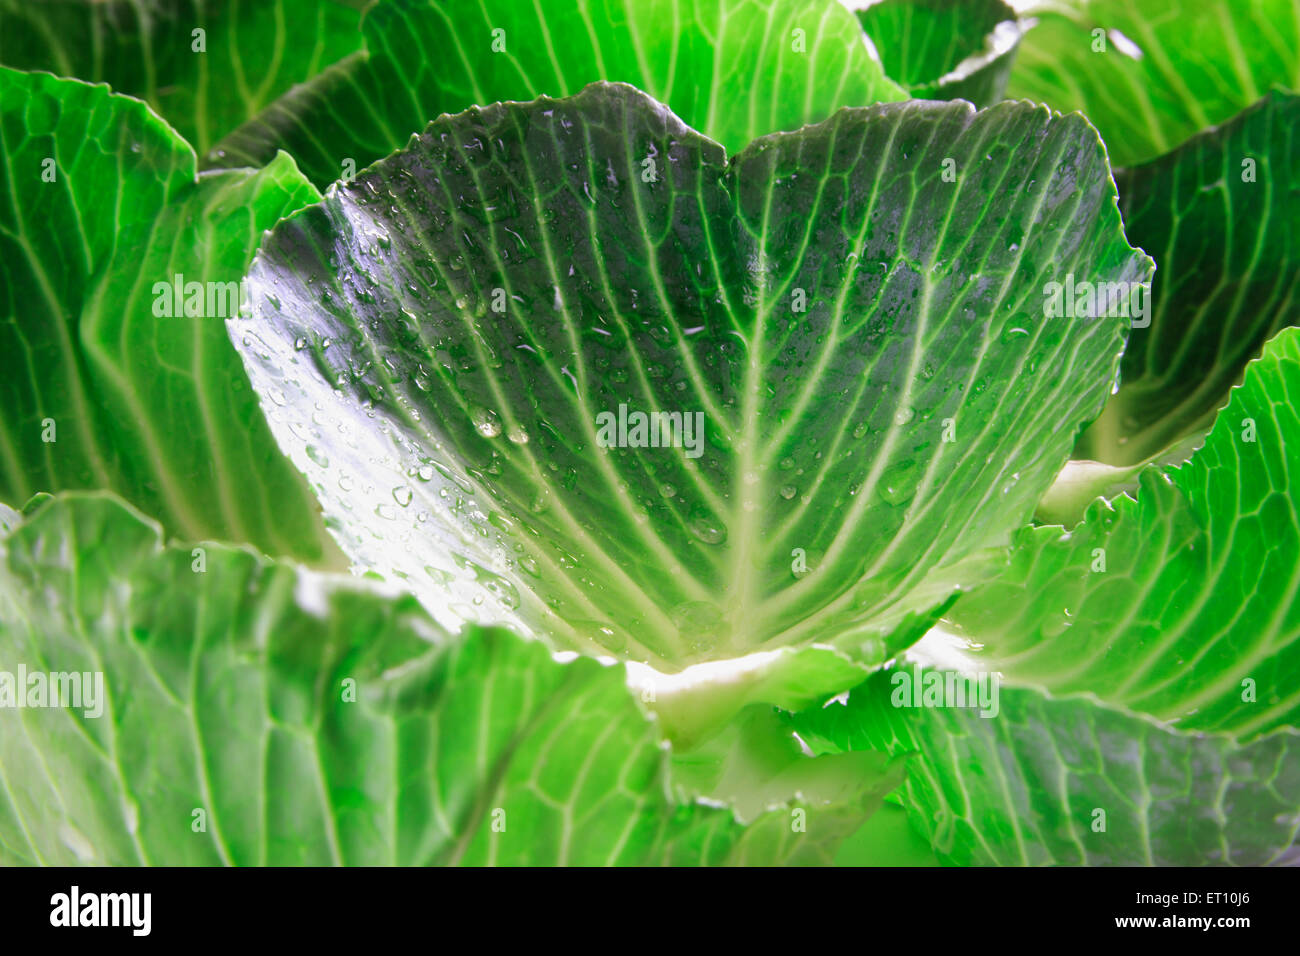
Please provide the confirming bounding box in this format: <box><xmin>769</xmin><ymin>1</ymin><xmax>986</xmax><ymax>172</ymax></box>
<box><xmin>1077</xmin><ymin>91</ymin><xmax>1300</xmax><ymax>465</ymax></box>
<box><xmin>832</xmin><ymin>802</ymin><xmax>940</xmax><ymax>866</ymax></box>
<box><xmin>851</xmin><ymin>0</ymin><xmax>1025</xmax><ymax>108</ymax></box>
<box><xmin>1032</xmin><ymin>457</ymin><xmax>1143</xmax><ymax>527</ymax></box>
<box><xmin>633</xmin><ymin>645</ymin><xmax>877</xmax><ymax>749</ymax></box>
<box><xmin>207</xmin><ymin>0</ymin><xmax>908</xmax><ymax>188</ymax></box>
<box><xmin>0</xmin><ymin>68</ymin><xmax>337</xmax><ymax>564</ymax></box>
<box><xmin>0</xmin><ymin>0</ymin><xmax>366</xmax><ymax>155</ymax></box>
<box><xmin>790</xmin><ymin>671</ymin><xmax>1300</xmax><ymax>866</ymax></box>
<box><xmin>668</xmin><ymin>706</ymin><xmax>898</xmax><ymax>822</ymax></box>
<box><xmin>1006</xmin><ymin>0</ymin><xmax>1300</xmax><ymax>167</ymax></box>
<box><xmin>1034</xmin><ymin>429</ymin><xmax>1203</xmax><ymax>527</ymax></box>
<box><xmin>0</xmin><ymin>491</ymin><xmax>853</xmax><ymax>866</ymax></box>
<box><xmin>231</xmin><ymin>82</ymin><xmax>1150</xmax><ymax>673</ymax></box>
<box><xmin>948</xmin><ymin>325</ymin><xmax>1300</xmax><ymax>739</ymax></box>
<box><xmin>632</xmin><ymin>597</ymin><xmax>940</xmax><ymax>750</ymax></box>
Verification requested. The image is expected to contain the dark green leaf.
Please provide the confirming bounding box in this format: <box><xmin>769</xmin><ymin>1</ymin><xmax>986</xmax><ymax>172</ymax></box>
<box><xmin>0</xmin><ymin>68</ymin><xmax>338</xmax><ymax>562</ymax></box>
<box><xmin>852</xmin><ymin>0</ymin><xmax>1024</xmax><ymax>108</ymax></box>
<box><xmin>0</xmin><ymin>0</ymin><xmax>366</xmax><ymax>155</ymax></box>
<box><xmin>207</xmin><ymin>0</ymin><xmax>908</xmax><ymax>188</ymax></box>
<box><xmin>1077</xmin><ymin>91</ymin><xmax>1300</xmax><ymax>464</ymax></box>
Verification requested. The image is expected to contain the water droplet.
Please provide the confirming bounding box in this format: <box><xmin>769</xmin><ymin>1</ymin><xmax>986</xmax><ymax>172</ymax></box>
<box><xmin>392</xmin><ymin>486</ymin><xmax>413</xmax><ymax>507</ymax></box>
<box><xmin>471</xmin><ymin>405</ymin><xmax>502</xmax><ymax>438</ymax></box>
<box><xmin>480</xmin><ymin>573</ymin><xmax>520</xmax><ymax>610</ymax></box>
<box><xmin>893</xmin><ymin>406</ymin><xmax>915</xmax><ymax>426</ymax></box>
<box><xmin>434</xmin><ymin>461</ymin><xmax>475</xmax><ymax>494</ymax></box>
<box><xmin>687</xmin><ymin>508</ymin><xmax>727</xmax><ymax>545</ymax></box>
<box><xmin>878</xmin><ymin>461</ymin><xmax>917</xmax><ymax>506</ymax></box>
<box><xmin>574</xmin><ymin>620</ymin><xmax>627</xmax><ymax>654</ymax></box>
<box><xmin>779</xmin><ymin>485</ymin><xmax>797</xmax><ymax>500</ymax></box>
<box><xmin>417</xmin><ymin>464</ymin><xmax>435</xmax><ymax>481</ymax></box>
<box><xmin>305</xmin><ymin>445</ymin><xmax>329</xmax><ymax>468</ymax></box>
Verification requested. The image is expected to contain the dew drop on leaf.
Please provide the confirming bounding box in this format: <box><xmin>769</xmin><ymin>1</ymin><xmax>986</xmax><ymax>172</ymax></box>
<box><xmin>471</xmin><ymin>404</ymin><xmax>502</xmax><ymax>437</ymax></box>
<box><xmin>574</xmin><ymin>620</ymin><xmax>627</xmax><ymax>653</ymax></box>
<box><xmin>878</xmin><ymin>462</ymin><xmax>916</xmax><ymax>506</ymax></box>
<box><xmin>670</xmin><ymin>601</ymin><xmax>724</xmax><ymax>640</ymax></box>
<box><xmin>687</xmin><ymin>508</ymin><xmax>727</xmax><ymax>545</ymax></box>
<box><xmin>480</xmin><ymin>572</ymin><xmax>520</xmax><ymax>610</ymax></box>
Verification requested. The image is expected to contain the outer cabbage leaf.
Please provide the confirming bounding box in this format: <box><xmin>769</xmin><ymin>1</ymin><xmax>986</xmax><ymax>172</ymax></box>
<box><xmin>231</xmin><ymin>82</ymin><xmax>1150</xmax><ymax>671</ymax></box>
<box><xmin>947</xmin><ymin>325</ymin><xmax>1300</xmax><ymax>740</ymax></box>
<box><xmin>790</xmin><ymin>670</ymin><xmax>1300</xmax><ymax>866</ymax></box>
<box><xmin>1077</xmin><ymin>91</ymin><xmax>1300</xmax><ymax>464</ymax></box>
<box><xmin>0</xmin><ymin>492</ymin><xmax>872</xmax><ymax>866</ymax></box>
<box><xmin>1006</xmin><ymin>0</ymin><xmax>1300</xmax><ymax>167</ymax></box>
<box><xmin>0</xmin><ymin>68</ymin><xmax>337</xmax><ymax>563</ymax></box>
<box><xmin>0</xmin><ymin>0</ymin><xmax>366</xmax><ymax>155</ymax></box>
<box><xmin>851</xmin><ymin>0</ymin><xmax>1025</xmax><ymax>108</ymax></box>
<box><xmin>206</xmin><ymin>0</ymin><xmax>908</xmax><ymax>188</ymax></box>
